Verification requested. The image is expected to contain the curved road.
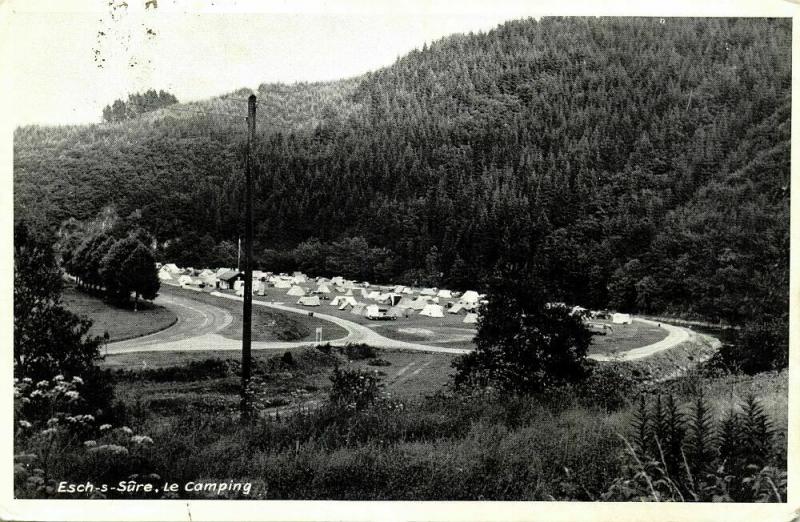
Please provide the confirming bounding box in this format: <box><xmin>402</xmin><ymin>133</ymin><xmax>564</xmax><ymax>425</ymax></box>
<box><xmin>106</xmin><ymin>291</ymin><xmax>468</xmax><ymax>356</ymax></box>
<box><xmin>106</xmin><ymin>291</ymin><xmax>717</xmax><ymax>360</ymax></box>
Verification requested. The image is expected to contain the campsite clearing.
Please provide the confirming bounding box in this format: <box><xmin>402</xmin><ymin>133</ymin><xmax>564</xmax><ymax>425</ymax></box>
<box><xmin>157</xmin><ymin>285</ymin><xmax>348</xmax><ymax>342</ymax></box>
<box><xmin>62</xmin><ymin>285</ymin><xmax>178</xmax><ymax>342</ymax></box>
<box><xmin>586</xmin><ymin>319</ymin><xmax>668</xmax><ymax>355</ymax></box>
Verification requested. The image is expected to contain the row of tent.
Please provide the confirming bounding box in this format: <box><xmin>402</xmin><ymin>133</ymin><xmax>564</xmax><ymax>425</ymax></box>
<box><xmin>294</xmin><ymin>296</ymin><xmax>479</xmax><ymax>324</ymax></box>
<box><xmin>158</xmin><ymin>263</ymin><xmax>485</xmax><ymax>303</ymax></box>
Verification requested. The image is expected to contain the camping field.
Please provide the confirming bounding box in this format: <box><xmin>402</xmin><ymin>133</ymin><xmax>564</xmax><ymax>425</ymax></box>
<box><xmin>62</xmin><ymin>285</ymin><xmax>178</xmax><ymax>342</ymax></box>
<box><xmin>585</xmin><ymin>320</ymin><xmax>668</xmax><ymax>355</ymax></box>
<box><xmin>162</xmin><ymin>285</ymin><xmax>349</xmax><ymax>342</ymax></box>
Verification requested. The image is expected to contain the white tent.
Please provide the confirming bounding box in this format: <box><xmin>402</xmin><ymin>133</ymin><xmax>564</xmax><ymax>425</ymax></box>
<box><xmin>448</xmin><ymin>304</ymin><xmax>465</xmax><ymax>314</ymax></box>
<box><xmin>420</xmin><ymin>288</ymin><xmax>437</xmax><ymax>296</ymax></box>
<box><xmin>398</xmin><ymin>297</ymin><xmax>415</xmax><ymax>307</ymax></box>
<box><xmin>409</xmin><ymin>298</ymin><xmax>428</xmax><ymax>310</ymax></box>
<box><xmin>314</xmin><ymin>284</ymin><xmax>332</xmax><ymax>294</ymax></box>
<box><xmin>420</xmin><ymin>304</ymin><xmax>444</xmax><ymax>318</ymax></box>
<box><xmin>463</xmin><ymin>313</ymin><xmax>478</xmax><ymax>324</ymax></box>
<box><xmin>402</xmin><ymin>287</ymin><xmax>414</xmax><ymax>294</ymax></box>
<box><xmin>365</xmin><ymin>304</ymin><xmax>383</xmax><ymax>319</ymax></box>
<box><xmin>158</xmin><ymin>268</ymin><xmax>174</xmax><ymax>281</ymax></box>
<box><xmin>612</xmin><ymin>313</ymin><xmax>632</xmax><ymax>325</ymax></box>
<box><xmin>274</xmin><ymin>279</ymin><xmax>292</xmax><ymax>289</ymax></box>
<box><xmin>198</xmin><ymin>269</ymin><xmax>215</xmax><ymax>278</ymax></box>
<box><xmin>297</xmin><ymin>296</ymin><xmax>321</xmax><ymax>306</ymax></box>
<box><xmin>287</xmin><ymin>285</ymin><xmax>306</xmax><ymax>297</ymax></box>
<box><xmin>178</xmin><ymin>275</ymin><xmax>193</xmax><ymax>286</ymax></box>
<box><xmin>164</xmin><ymin>263</ymin><xmax>181</xmax><ymax>274</ymax></box>
<box><xmin>387</xmin><ymin>305</ymin><xmax>410</xmax><ymax>318</ymax></box>
<box><xmin>344</xmin><ymin>296</ymin><xmax>358</xmax><ymax>307</ymax></box>
<box><xmin>234</xmin><ymin>280</ymin><xmax>245</xmax><ymax>291</ymax></box>
<box><xmin>366</xmin><ymin>291</ymin><xmax>382</xmax><ymax>300</ymax></box>
<box><xmin>331</xmin><ymin>276</ymin><xmax>345</xmax><ymax>286</ymax></box>
<box><xmin>292</xmin><ymin>273</ymin><xmax>308</xmax><ymax>284</ymax></box>
<box><xmin>437</xmin><ymin>289</ymin><xmax>453</xmax><ymax>299</ymax></box>
<box><xmin>351</xmin><ymin>304</ymin><xmax>366</xmax><ymax>315</ymax></box>
<box><xmin>345</xmin><ymin>288</ymin><xmax>354</xmax><ymax>296</ymax></box>
<box><xmin>339</xmin><ymin>300</ymin><xmax>358</xmax><ymax>311</ymax></box>
<box><xmin>330</xmin><ymin>295</ymin><xmax>358</xmax><ymax>307</ymax></box>
<box><xmin>392</xmin><ymin>285</ymin><xmax>404</xmax><ymax>294</ymax></box>
<box><xmin>460</xmin><ymin>291</ymin><xmax>480</xmax><ymax>305</ymax></box>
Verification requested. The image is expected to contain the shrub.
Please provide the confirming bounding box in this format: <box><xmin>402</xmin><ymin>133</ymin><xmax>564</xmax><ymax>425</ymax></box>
<box><xmin>338</xmin><ymin>344</ymin><xmax>377</xmax><ymax>360</ymax></box>
<box><xmin>328</xmin><ymin>367</ymin><xmax>381</xmax><ymax>412</ymax></box>
<box><xmin>452</xmin><ymin>270</ymin><xmax>593</xmax><ymax>394</ymax></box>
<box><xmin>606</xmin><ymin>392</ymin><xmax>786</xmax><ymax>502</ymax></box>
<box><xmin>714</xmin><ymin>317</ymin><xmax>788</xmax><ymax>374</ymax></box>
<box><xmin>14</xmin><ymin>375</ymin><xmax>158</xmax><ymax>499</ymax></box>
<box><xmin>574</xmin><ymin>362</ymin><xmax>639</xmax><ymax>411</ymax></box>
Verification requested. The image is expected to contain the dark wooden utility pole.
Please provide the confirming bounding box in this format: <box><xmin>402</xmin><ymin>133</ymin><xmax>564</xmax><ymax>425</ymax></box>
<box><xmin>241</xmin><ymin>94</ymin><xmax>256</xmax><ymax>421</ymax></box>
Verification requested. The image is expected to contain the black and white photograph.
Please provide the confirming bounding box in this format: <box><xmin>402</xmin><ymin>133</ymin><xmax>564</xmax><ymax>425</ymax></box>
<box><xmin>3</xmin><ymin>0</ymin><xmax>797</xmax><ymax>520</ymax></box>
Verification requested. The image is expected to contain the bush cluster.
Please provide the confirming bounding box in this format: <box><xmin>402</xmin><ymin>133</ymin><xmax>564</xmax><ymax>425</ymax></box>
<box><xmin>605</xmin><ymin>391</ymin><xmax>786</xmax><ymax>502</ymax></box>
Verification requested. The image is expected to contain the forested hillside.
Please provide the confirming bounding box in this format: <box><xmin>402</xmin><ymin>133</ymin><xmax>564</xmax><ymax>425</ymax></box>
<box><xmin>14</xmin><ymin>17</ymin><xmax>790</xmax><ymax>324</ymax></box>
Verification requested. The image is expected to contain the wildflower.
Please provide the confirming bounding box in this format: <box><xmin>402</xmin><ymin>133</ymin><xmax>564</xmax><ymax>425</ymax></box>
<box><xmin>99</xmin><ymin>424</ymin><xmax>111</xmax><ymax>431</ymax></box>
<box><xmin>29</xmin><ymin>390</ymin><xmax>42</xmax><ymax>398</ymax></box>
<box><xmin>54</xmin><ymin>375</ymin><xmax>64</xmax><ymax>382</ymax></box>
<box><xmin>46</xmin><ymin>418</ymin><xmax>59</xmax><ymax>427</ymax></box>
<box><xmin>130</xmin><ymin>435</ymin><xmax>153</xmax><ymax>445</ymax></box>
<box><xmin>65</xmin><ymin>391</ymin><xmax>80</xmax><ymax>401</ymax></box>
<box><xmin>13</xmin><ymin>378</ymin><xmax>18</xmax><ymax>384</ymax></box>
<box><xmin>36</xmin><ymin>380</ymin><xmax>49</xmax><ymax>389</ymax></box>
<box><xmin>22</xmin><ymin>377</ymin><xmax>32</xmax><ymax>384</ymax></box>
<box><xmin>41</xmin><ymin>428</ymin><xmax>58</xmax><ymax>436</ymax></box>
<box><xmin>120</xmin><ymin>426</ymin><xmax>133</xmax><ymax>435</ymax></box>
<box><xmin>88</xmin><ymin>444</ymin><xmax>128</xmax><ymax>456</ymax></box>
<box><xmin>72</xmin><ymin>376</ymin><xmax>84</xmax><ymax>385</ymax></box>
<box><xmin>18</xmin><ymin>420</ymin><xmax>32</xmax><ymax>429</ymax></box>
<box><xmin>83</xmin><ymin>440</ymin><xmax>97</xmax><ymax>448</ymax></box>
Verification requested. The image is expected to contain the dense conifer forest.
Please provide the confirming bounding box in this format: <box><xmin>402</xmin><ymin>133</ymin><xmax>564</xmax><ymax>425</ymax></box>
<box><xmin>14</xmin><ymin>17</ymin><xmax>790</xmax><ymax>324</ymax></box>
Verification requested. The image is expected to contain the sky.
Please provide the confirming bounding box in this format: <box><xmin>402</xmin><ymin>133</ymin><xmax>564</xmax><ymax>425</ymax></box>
<box><xmin>1</xmin><ymin>0</ymin><xmax>793</xmax><ymax>126</ymax></box>
<box><xmin>2</xmin><ymin>0</ymin><xmax>541</xmax><ymax>126</ymax></box>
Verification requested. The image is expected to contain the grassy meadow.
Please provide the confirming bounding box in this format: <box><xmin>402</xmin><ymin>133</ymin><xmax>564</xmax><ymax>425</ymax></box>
<box><xmin>74</xmin><ymin>338</ymin><xmax>789</xmax><ymax>500</ymax></box>
<box><xmin>62</xmin><ymin>286</ymin><xmax>178</xmax><ymax>342</ymax></box>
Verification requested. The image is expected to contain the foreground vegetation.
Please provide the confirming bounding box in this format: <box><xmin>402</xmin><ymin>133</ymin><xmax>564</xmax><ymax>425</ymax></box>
<box><xmin>15</xmin><ymin>349</ymin><xmax>787</xmax><ymax>500</ymax></box>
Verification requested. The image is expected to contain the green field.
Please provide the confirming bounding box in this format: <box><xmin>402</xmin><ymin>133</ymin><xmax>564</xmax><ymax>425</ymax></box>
<box><xmin>62</xmin><ymin>286</ymin><xmax>178</xmax><ymax>342</ymax></box>
<box><xmin>163</xmin><ymin>285</ymin><xmax>349</xmax><ymax>342</ymax></box>
<box><xmin>105</xmin><ymin>345</ymin><xmax>456</xmax><ymax>408</ymax></box>
<box><xmin>586</xmin><ymin>319</ymin><xmax>668</xmax><ymax>355</ymax></box>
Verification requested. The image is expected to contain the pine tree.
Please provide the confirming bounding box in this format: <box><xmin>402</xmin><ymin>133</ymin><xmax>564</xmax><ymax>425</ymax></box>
<box><xmin>684</xmin><ymin>387</ymin><xmax>717</xmax><ymax>477</ymax></box>
<box><xmin>718</xmin><ymin>406</ymin><xmax>743</xmax><ymax>471</ymax></box>
<box><xmin>630</xmin><ymin>394</ymin><xmax>651</xmax><ymax>459</ymax></box>
<box><xmin>663</xmin><ymin>394</ymin><xmax>686</xmax><ymax>477</ymax></box>
<box><xmin>740</xmin><ymin>394</ymin><xmax>774</xmax><ymax>468</ymax></box>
